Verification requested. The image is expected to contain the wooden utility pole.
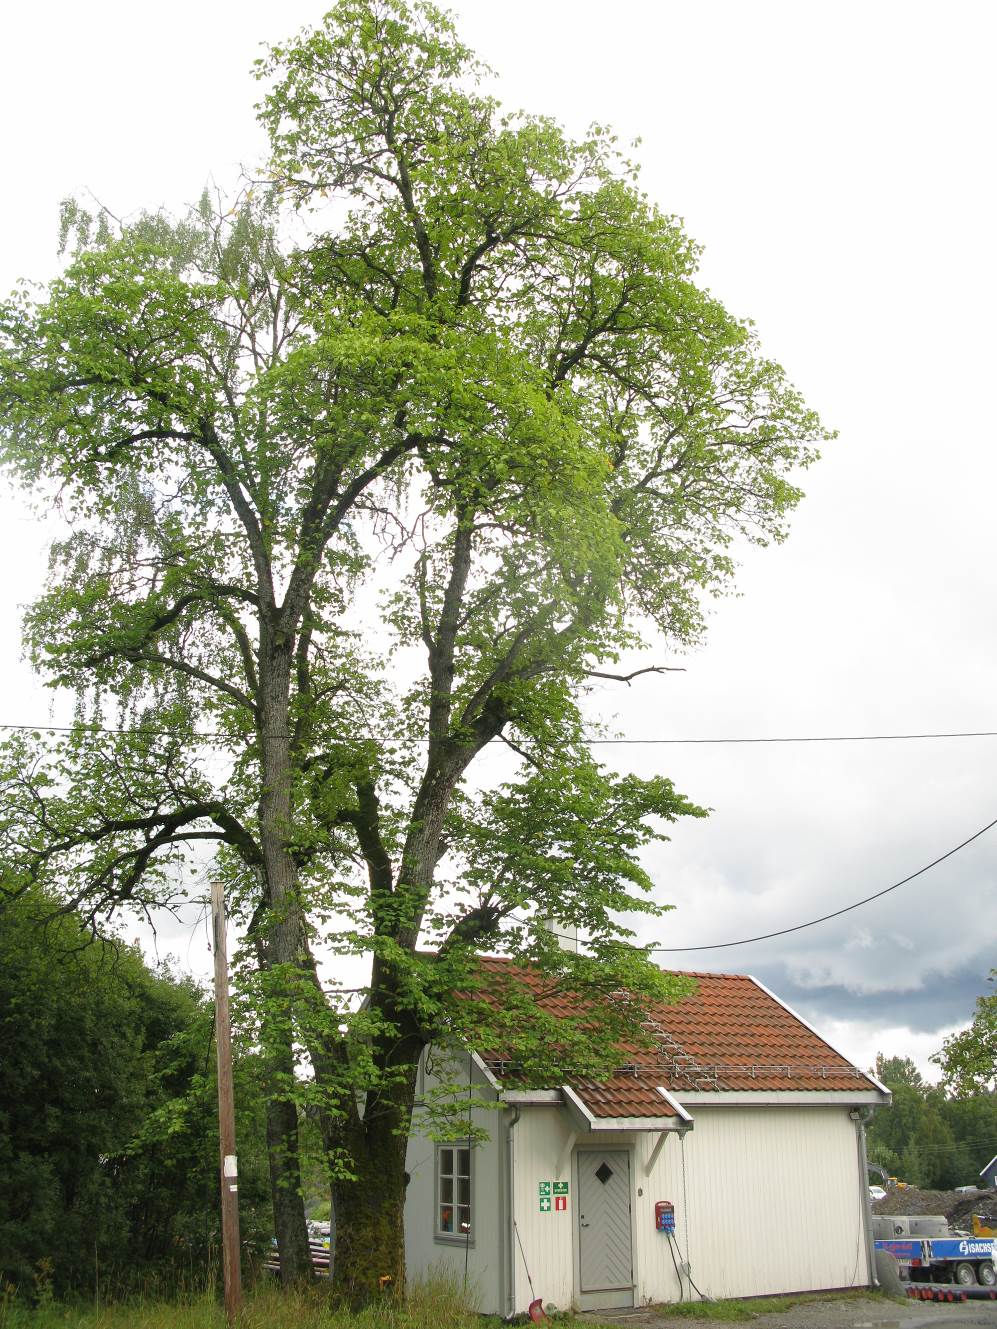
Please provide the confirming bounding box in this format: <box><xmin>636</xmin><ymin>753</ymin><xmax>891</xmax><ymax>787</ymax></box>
<box><xmin>211</xmin><ymin>879</ymin><xmax>242</xmax><ymax>1322</ymax></box>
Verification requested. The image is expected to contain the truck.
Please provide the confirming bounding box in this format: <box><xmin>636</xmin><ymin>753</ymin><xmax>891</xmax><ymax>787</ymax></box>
<box><xmin>873</xmin><ymin>1215</ymin><xmax>996</xmax><ymax>1287</ymax></box>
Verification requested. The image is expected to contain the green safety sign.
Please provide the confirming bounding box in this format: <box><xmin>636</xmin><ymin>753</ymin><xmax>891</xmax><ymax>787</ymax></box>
<box><xmin>538</xmin><ymin>1179</ymin><xmax>569</xmax><ymax>1212</ymax></box>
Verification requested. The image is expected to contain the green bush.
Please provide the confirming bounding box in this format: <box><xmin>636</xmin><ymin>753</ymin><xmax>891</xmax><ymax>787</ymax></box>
<box><xmin>0</xmin><ymin>889</ymin><xmax>271</xmax><ymax>1298</ymax></box>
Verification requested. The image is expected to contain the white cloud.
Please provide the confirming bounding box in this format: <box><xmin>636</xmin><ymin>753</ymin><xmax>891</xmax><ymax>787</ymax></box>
<box><xmin>817</xmin><ymin>1018</ymin><xmax>969</xmax><ymax>1087</ymax></box>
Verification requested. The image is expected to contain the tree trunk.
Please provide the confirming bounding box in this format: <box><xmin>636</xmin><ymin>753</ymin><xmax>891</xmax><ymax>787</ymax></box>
<box><xmin>262</xmin><ymin>1033</ymin><xmax>313</xmax><ymax>1287</ymax></box>
<box><xmin>330</xmin><ymin>1099</ymin><xmax>413</xmax><ymax>1308</ymax></box>
<box><xmin>256</xmin><ymin>637</ymin><xmax>313</xmax><ymax>1284</ymax></box>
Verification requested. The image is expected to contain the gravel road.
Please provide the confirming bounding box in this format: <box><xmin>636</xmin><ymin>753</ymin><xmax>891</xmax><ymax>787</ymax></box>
<box><xmin>580</xmin><ymin>1294</ymin><xmax>997</xmax><ymax>1329</ymax></box>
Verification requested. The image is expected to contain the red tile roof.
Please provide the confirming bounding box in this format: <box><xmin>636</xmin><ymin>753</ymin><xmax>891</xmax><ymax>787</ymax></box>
<box><xmin>471</xmin><ymin>957</ymin><xmax>882</xmax><ymax>1119</ymax></box>
<box><xmin>571</xmin><ymin>1075</ymin><xmax>680</xmax><ymax>1120</ymax></box>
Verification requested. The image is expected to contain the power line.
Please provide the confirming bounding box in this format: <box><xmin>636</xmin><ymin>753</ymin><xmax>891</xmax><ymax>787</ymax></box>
<box><xmin>882</xmin><ymin>1134</ymin><xmax>997</xmax><ymax>1157</ymax></box>
<box><xmin>6</xmin><ymin>722</ymin><xmax>997</xmax><ymax>951</ymax></box>
<box><xmin>3</xmin><ymin>720</ymin><xmax>997</xmax><ymax>746</ymax></box>
<box><xmin>588</xmin><ymin>731</ymin><xmax>997</xmax><ymax>746</ymax></box>
<box><xmin>526</xmin><ymin>811</ymin><xmax>997</xmax><ymax>953</ymax></box>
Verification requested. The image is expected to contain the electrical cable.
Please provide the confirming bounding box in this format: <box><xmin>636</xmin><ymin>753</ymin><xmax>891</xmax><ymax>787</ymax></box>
<box><xmin>677</xmin><ymin>1135</ymin><xmax>713</xmax><ymax>1303</ymax></box>
<box><xmin>513</xmin><ymin>1220</ymin><xmax>538</xmax><ymax>1304</ymax></box>
<box><xmin>185</xmin><ymin>901</ymin><xmax>209</xmax><ymax>966</ymax></box>
<box><xmin>585</xmin><ymin>730</ymin><xmax>997</xmax><ymax>746</ymax></box>
<box><xmin>464</xmin><ymin>1052</ymin><xmax>472</xmax><ymax>1294</ymax></box>
<box><xmin>8</xmin><ymin>728</ymin><xmax>997</xmax><ymax>953</ymax></box>
<box><xmin>518</xmin><ymin>810</ymin><xmax>997</xmax><ymax>953</ymax></box>
<box><xmin>872</xmin><ymin>1133</ymin><xmax>997</xmax><ymax>1157</ymax></box>
<box><xmin>665</xmin><ymin>1228</ymin><xmax>685</xmax><ymax>1303</ymax></box>
<box><xmin>3</xmin><ymin>719</ymin><xmax>997</xmax><ymax>745</ymax></box>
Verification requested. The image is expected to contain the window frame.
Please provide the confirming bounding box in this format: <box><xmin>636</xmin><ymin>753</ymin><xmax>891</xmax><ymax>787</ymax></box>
<box><xmin>434</xmin><ymin>1141</ymin><xmax>474</xmax><ymax>1246</ymax></box>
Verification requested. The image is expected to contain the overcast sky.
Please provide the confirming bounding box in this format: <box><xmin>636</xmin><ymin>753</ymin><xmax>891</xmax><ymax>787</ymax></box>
<box><xmin>2</xmin><ymin>0</ymin><xmax>995</xmax><ymax>1082</ymax></box>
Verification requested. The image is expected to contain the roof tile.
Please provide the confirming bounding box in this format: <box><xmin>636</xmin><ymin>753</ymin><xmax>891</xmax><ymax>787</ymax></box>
<box><xmin>473</xmin><ymin>957</ymin><xmax>880</xmax><ymax>1118</ymax></box>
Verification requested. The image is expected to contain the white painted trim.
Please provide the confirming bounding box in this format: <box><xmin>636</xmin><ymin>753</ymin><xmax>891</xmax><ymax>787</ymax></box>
<box><xmin>470</xmin><ymin>1051</ymin><xmax>502</xmax><ymax>1093</ymax></box>
<box><xmin>746</xmin><ymin>974</ymin><xmax>892</xmax><ymax>1101</ymax></box>
<box><xmin>498</xmin><ymin>1088</ymin><xmax>563</xmax><ymax>1105</ymax></box>
<box><xmin>589</xmin><ymin>1114</ymin><xmax>685</xmax><ymax>1132</ymax></box>
<box><xmin>675</xmin><ymin>1089</ymin><xmax>888</xmax><ymax>1107</ymax></box>
<box><xmin>645</xmin><ymin>1131</ymin><xmax>669</xmax><ymax>1176</ymax></box>
<box><xmin>562</xmin><ymin>1084</ymin><xmax>597</xmax><ymax>1130</ymax></box>
<box><xmin>656</xmin><ymin>1085</ymin><xmax>694</xmax><ymax>1124</ymax></box>
<box><xmin>560</xmin><ymin>1086</ymin><xmax>683</xmax><ymax>1133</ymax></box>
<box><xmin>980</xmin><ymin>1154</ymin><xmax>997</xmax><ymax>1177</ymax></box>
<box><xmin>557</xmin><ymin>1129</ymin><xmax>578</xmax><ymax>1178</ymax></box>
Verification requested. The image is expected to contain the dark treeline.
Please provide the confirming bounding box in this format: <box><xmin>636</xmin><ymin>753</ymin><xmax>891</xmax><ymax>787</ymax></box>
<box><xmin>0</xmin><ymin>889</ymin><xmax>273</xmax><ymax>1297</ymax></box>
<box><xmin>868</xmin><ymin>1054</ymin><xmax>997</xmax><ymax>1191</ymax></box>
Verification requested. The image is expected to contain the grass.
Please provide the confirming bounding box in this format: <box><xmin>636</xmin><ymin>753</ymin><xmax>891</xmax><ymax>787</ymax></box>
<box><xmin>653</xmin><ymin>1289</ymin><xmax>893</xmax><ymax>1321</ymax></box>
<box><xmin>0</xmin><ymin>1280</ymin><xmax>899</xmax><ymax>1329</ymax></box>
<box><xmin>0</xmin><ymin>1273</ymin><xmax>507</xmax><ymax>1329</ymax></box>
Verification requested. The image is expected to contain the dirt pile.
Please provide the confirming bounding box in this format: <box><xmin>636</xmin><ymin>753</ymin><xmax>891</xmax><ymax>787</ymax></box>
<box><xmin>872</xmin><ymin>1186</ymin><xmax>997</xmax><ymax>1230</ymax></box>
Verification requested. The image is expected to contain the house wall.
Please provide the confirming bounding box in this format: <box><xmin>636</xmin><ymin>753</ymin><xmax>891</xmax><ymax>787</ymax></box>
<box><xmin>508</xmin><ymin>1102</ymin><xmax>870</xmax><ymax>1313</ymax></box>
<box><xmin>660</xmin><ymin>1106</ymin><xmax>870</xmax><ymax>1301</ymax></box>
<box><xmin>511</xmin><ymin>1104</ymin><xmax>578</xmax><ymax>1311</ymax></box>
<box><xmin>404</xmin><ymin>1050</ymin><xmax>505</xmax><ymax>1313</ymax></box>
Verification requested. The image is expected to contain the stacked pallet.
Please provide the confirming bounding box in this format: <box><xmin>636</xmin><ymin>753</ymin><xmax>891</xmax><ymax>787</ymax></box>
<box><xmin>263</xmin><ymin>1238</ymin><xmax>331</xmax><ymax>1279</ymax></box>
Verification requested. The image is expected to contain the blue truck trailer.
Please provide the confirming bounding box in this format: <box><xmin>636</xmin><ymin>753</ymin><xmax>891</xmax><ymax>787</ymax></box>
<box><xmin>874</xmin><ymin>1217</ymin><xmax>996</xmax><ymax>1287</ymax></box>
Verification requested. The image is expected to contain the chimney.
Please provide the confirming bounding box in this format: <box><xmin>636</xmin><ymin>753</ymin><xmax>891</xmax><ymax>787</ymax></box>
<box><xmin>543</xmin><ymin>918</ymin><xmax>579</xmax><ymax>953</ymax></box>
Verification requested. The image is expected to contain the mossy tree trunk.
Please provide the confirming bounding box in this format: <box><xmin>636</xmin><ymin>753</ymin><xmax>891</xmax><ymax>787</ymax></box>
<box><xmin>330</xmin><ymin>1160</ymin><xmax>408</xmax><ymax>1307</ymax></box>
<box><xmin>328</xmin><ymin>1062</ymin><xmax>419</xmax><ymax>1308</ymax></box>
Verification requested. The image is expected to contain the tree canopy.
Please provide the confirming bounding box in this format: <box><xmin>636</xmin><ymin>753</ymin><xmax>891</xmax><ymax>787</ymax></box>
<box><xmin>867</xmin><ymin>1019</ymin><xmax>997</xmax><ymax>1193</ymax></box>
<box><xmin>935</xmin><ymin>972</ymin><xmax>997</xmax><ymax>1097</ymax></box>
<box><xmin>0</xmin><ymin>0</ymin><xmax>829</xmax><ymax>1299</ymax></box>
<box><xmin>0</xmin><ymin>889</ymin><xmax>271</xmax><ymax>1296</ymax></box>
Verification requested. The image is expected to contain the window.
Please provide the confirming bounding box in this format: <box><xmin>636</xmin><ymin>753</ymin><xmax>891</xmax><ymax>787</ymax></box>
<box><xmin>436</xmin><ymin>1144</ymin><xmax>472</xmax><ymax>1240</ymax></box>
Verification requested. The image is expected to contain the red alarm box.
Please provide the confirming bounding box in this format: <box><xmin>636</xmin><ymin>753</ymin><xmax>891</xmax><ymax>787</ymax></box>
<box><xmin>655</xmin><ymin>1200</ymin><xmax>675</xmax><ymax>1233</ymax></box>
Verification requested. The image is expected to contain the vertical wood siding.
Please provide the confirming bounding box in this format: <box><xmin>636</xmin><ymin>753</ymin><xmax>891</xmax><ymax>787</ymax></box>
<box><xmin>408</xmin><ymin>1086</ymin><xmax>869</xmax><ymax>1313</ymax></box>
<box><xmin>511</xmin><ymin>1106</ymin><xmax>577</xmax><ymax>1310</ymax></box>
<box><xmin>640</xmin><ymin>1107</ymin><xmax>869</xmax><ymax>1302</ymax></box>
<box><xmin>404</xmin><ymin>1052</ymin><xmax>505</xmax><ymax>1312</ymax></box>
<box><xmin>507</xmin><ymin>1104</ymin><xmax>868</xmax><ymax>1310</ymax></box>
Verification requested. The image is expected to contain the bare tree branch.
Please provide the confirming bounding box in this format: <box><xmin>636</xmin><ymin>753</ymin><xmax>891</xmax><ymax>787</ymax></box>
<box><xmin>584</xmin><ymin>665</ymin><xmax>686</xmax><ymax>685</ymax></box>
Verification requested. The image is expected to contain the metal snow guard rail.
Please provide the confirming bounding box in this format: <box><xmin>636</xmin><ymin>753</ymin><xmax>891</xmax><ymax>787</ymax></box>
<box><xmin>483</xmin><ymin>1059</ymin><xmax>866</xmax><ymax>1079</ymax></box>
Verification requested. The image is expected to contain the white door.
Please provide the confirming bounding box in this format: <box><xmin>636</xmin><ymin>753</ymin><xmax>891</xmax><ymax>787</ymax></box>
<box><xmin>577</xmin><ymin>1149</ymin><xmax>634</xmax><ymax>1310</ymax></box>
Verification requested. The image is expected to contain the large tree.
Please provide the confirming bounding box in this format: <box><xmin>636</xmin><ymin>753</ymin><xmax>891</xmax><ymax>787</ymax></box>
<box><xmin>0</xmin><ymin>0</ymin><xmax>827</xmax><ymax>1301</ymax></box>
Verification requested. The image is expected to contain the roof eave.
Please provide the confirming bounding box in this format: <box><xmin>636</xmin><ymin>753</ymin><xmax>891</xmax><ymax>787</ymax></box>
<box><xmin>562</xmin><ymin>1084</ymin><xmax>690</xmax><ymax>1133</ymax></box>
<box><xmin>498</xmin><ymin>1088</ymin><xmax>564</xmax><ymax>1105</ymax></box>
<box><xmin>674</xmin><ymin>1088</ymin><xmax>891</xmax><ymax>1107</ymax></box>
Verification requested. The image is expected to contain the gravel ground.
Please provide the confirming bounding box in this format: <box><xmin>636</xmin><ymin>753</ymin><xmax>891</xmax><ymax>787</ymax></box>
<box><xmin>872</xmin><ymin>1190</ymin><xmax>997</xmax><ymax>1230</ymax></box>
<box><xmin>579</xmin><ymin>1293</ymin><xmax>997</xmax><ymax>1329</ymax></box>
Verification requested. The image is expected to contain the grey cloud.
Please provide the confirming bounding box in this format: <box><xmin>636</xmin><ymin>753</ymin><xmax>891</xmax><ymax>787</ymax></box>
<box><xmin>747</xmin><ymin>961</ymin><xmax>987</xmax><ymax>1036</ymax></box>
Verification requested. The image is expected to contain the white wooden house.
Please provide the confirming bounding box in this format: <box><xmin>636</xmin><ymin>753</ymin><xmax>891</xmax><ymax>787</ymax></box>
<box><xmin>403</xmin><ymin>958</ymin><xmax>891</xmax><ymax>1314</ymax></box>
